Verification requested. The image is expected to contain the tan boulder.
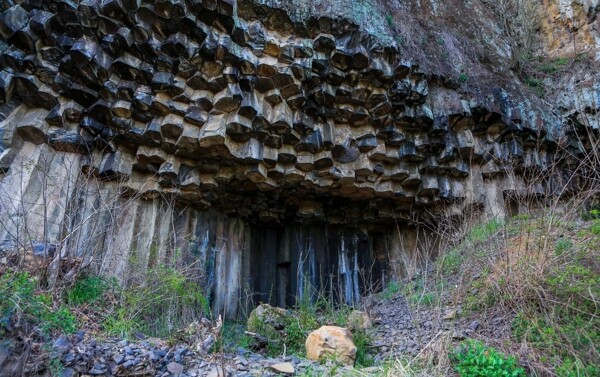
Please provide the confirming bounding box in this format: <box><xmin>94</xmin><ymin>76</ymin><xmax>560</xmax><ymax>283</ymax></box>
<box><xmin>306</xmin><ymin>326</ymin><xmax>357</xmax><ymax>366</ymax></box>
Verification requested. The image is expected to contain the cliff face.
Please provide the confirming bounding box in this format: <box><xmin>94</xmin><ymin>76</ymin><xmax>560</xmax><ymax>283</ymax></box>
<box><xmin>0</xmin><ymin>0</ymin><xmax>597</xmax><ymax>317</ymax></box>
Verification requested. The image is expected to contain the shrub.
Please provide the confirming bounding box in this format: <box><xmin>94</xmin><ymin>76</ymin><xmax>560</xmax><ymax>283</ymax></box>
<box><xmin>104</xmin><ymin>265</ymin><xmax>210</xmax><ymax>338</ymax></box>
<box><xmin>461</xmin><ymin>209</ymin><xmax>599</xmax><ymax>375</ymax></box>
<box><xmin>451</xmin><ymin>339</ymin><xmax>525</xmax><ymax>377</ymax></box>
<box><xmin>554</xmin><ymin>238</ymin><xmax>573</xmax><ymax>256</ymax></box>
<box><xmin>510</xmin><ymin>253</ymin><xmax>600</xmax><ymax>376</ymax></box>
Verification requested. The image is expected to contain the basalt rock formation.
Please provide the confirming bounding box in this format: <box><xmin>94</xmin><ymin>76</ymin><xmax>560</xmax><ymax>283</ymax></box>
<box><xmin>0</xmin><ymin>0</ymin><xmax>598</xmax><ymax>317</ymax></box>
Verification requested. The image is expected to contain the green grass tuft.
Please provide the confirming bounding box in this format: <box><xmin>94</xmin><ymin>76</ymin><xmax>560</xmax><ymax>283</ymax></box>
<box><xmin>468</xmin><ymin>218</ymin><xmax>504</xmax><ymax>243</ymax></box>
<box><xmin>0</xmin><ymin>270</ymin><xmax>77</xmax><ymax>335</ymax></box>
<box><xmin>67</xmin><ymin>274</ymin><xmax>112</xmax><ymax>305</ymax></box>
<box><xmin>381</xmin><ymin>280</ymin><xmax>401</xmax><ymax>299</ymax></box>
<box><xmin>438</xmin><ymin>247</ymin><xmax>463</xmax><ymax>274</ymax></box>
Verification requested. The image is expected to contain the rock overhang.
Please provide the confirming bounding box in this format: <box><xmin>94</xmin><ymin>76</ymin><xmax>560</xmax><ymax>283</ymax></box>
<box><xmin>0</xmin><ymin>0</ymin><xmax>572</xmax><ymax>226</ymax></box>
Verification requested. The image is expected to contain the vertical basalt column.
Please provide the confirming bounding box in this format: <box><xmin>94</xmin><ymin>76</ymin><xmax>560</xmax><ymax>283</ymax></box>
<box><xmin>212</xmin><ymin>216</ymin><xmax>249</xmax><ymax>318</ymax></box>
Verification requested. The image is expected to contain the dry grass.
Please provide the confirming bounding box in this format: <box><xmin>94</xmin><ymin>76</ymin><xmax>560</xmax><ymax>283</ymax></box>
<box><xmin>425</xmin><ymin>205</ymin><xmax>600</xmax><ymax>375</ymax></box>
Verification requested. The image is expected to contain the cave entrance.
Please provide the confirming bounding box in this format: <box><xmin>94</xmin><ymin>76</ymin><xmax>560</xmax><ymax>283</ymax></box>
<box><xmin>246</xmin><ymin>225</ymin><xmax>386</xmax><ymax>310</ymax></box>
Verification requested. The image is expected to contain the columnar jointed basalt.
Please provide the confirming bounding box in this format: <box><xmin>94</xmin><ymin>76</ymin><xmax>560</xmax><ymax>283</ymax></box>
<box><xmin>1</xmin><ymin>0</ymin><xmax>586</xmax><ymax>227</ymax></box>
<box><xmin>0</xmin><ymin>0</ymin><xmax>596</xmax><ymax>314</ymax></box>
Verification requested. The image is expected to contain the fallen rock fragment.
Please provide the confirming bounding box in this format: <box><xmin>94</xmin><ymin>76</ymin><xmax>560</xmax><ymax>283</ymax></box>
<box><xmin>167</xmin><ymin>361</ymin><xmax>184</xmax><ymax>376</ymax></box>
<box><xmin>270</xmin><ymin>362</ymin><xmax>295</xmax><ymax>375</ymax></box>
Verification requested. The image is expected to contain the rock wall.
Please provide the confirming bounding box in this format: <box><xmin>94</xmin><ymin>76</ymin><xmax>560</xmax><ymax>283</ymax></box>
<box><xmin>0</xmin><ymin>132</ymin><xmax>389</xmax><ymax>317</ymax></box>
<box><xmin>535</xmin><ymin>0</ymin><xmax>600</xmax><ymax>60</ymax></box>
<box><xmin>0</xmin><ymin>0</ymin><xmax>597</xmax><ymax>316</ymax></box>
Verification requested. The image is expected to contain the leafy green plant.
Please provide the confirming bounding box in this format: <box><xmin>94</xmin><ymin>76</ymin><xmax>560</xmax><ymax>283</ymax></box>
<box><xmin>590</xmin><ymin>219</ymin><xmax>600</xmax><ymax>236</ymax></box>
<box><xmin>582</xmin><ymin>208</ymin><xmax>600</xmax><ymax>221</ymax></box>
<box><xmin>41</xmin><ymin>306</ymin><xmax>77</xmax><ymax>334</ymax></box>
<box><xmin>282</xmin><ymin>290</ymin><xmax>322</xmax><ymax>356</ymax></box>
<box><xmin>48</xmin><ymin>358</ymin><xmax>64</xmax><ymax>377</ymax></box>
<box><xmin>451</xmin><ymin>340</ymin><xmax>525</xmax><ymax>377</ymax></box>
<box><xmin>458</xmin><ymin>73</ymin><xmax>469</xmax><ymax>83</ymax></box>
<box><xmin>554</xmin><ymin>238</ymin><xmax>573</xmax><ymax>256</ymax></box>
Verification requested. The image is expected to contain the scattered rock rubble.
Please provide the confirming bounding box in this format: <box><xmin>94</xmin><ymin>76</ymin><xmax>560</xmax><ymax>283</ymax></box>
<box><xmin>46</xmin><ymin>333</ymin><xmax>326</xmax><ymax>377</ymax></box>
<box><xmin>369</xmin><ymin>293</ymin><xmax>482</xmax><ymax>363</ymax></box>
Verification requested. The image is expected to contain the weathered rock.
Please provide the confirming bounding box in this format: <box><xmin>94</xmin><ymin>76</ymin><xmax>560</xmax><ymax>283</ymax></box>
<box><xmin>269</xmin><ymin>362</ymin><xmax>295</xmax><ymax>375</ymax></box>
<box><xmin>306</xmin><ymin>326</ymin><xmax>357</xmax><ymax>366</ymax></box>
<box><xmin>247</xmin><ymin>304</ymin><xmax>288</xmax><ymax>344</ymax></box>
<box><xmin>167</xmin><ymin>361</ymin><xmax>185</xmax><ymax>376</ymax></box>
<box><xmin>346</xmin><ymin>310</ymin><xmax>372</xmax><ymax>331</ymax></box>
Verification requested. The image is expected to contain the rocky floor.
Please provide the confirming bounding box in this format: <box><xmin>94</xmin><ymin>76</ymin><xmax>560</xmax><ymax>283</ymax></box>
<box><xmin>44</xmin><ymin>333</ymin><xmax>329</xmax><ymax>377</ymax></box>
<box><xmin>368</xmin><ymin>292</ymin><xmax>482</xmax><ymax>364</ymax></box>
<box><xmin>2</xmin><ymin>290</ymin><xmax>484</xmax><ymax>377</ymax></box>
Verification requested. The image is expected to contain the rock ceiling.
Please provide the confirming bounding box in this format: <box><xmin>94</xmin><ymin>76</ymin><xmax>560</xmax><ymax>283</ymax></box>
<box><xmin>0</xmin><ymin>0</ymin><xmax>572</xmax><ymax>225</ymax></box>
